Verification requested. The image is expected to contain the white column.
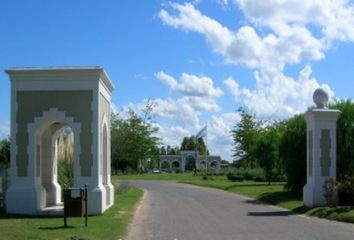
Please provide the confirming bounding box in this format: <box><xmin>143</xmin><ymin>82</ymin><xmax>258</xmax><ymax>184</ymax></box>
<box><xmin>303</xmin><ymin>88</ymin><xmax>340</xmax><ymax>207</ymax></box>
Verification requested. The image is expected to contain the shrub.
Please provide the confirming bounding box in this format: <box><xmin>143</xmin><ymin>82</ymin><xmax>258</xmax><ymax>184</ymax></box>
<box><xmin>338</xmin><ymin>176</ymin><xmax>354</xmax><ymax>206</ymax></box>
<box><xmin>253</xmin><ymin>176</ymin><xmax>266</xmax><ymax>182</ymax></box>
<box><xmin>323</xmin><ymin>178</ymin><xmax>338</xmax><ymax>207</ymax></box>
<box><xmin>226</xmin><ymin>173</ymin><xmax>244</xmax><ymax>182</ymax></box>
<box><xmin>236</xmin><ymin>168</ymin><xmax>264</xmax><ymax>180</ymax></box>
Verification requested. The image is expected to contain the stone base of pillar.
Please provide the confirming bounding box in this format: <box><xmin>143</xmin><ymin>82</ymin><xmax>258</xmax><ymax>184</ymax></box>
<box><xmin>103</xmin><ymin>182</ymin><xmax>114</xmax><ymax>207</ymax></box>
<box><xmin>6</xmin><ymin>184</ymin><xmax>46</xmax><ymax>214</ymax></box>
<box><xmin>303</xmin><ymin>183</ymin><xmax>338</xmax><ymax>207</ymax></box>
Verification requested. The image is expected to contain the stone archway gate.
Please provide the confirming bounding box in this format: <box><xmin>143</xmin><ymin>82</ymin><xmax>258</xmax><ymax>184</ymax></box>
<box><xmin>5</xmin><ymin>67</ymin><xmax>115</xmax><ymax>215</ymax></box>
<box><xmin>159</xmin><ymin>150</ymin><xmax>221</xmax><ymax>172</ymax></box>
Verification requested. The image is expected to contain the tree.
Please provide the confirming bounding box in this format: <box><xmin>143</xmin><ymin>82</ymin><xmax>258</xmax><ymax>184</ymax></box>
<box><xmin>231</xmin><ymin>108</ymin><xmax>260</xmax><ymax>168</ymax></box>
<box><xmin>180</xmin><ymin>136</ymin><xmax>207</xmax><ymax>155</ymax></box>
<box><xmin>279</xmin><ymin>115</ymin><xmax>306</xmax><ymax>193</ymax></box>
<box><xmin>329</xmin><ymin>100</ymin><xmax>354</xmax><ymax>180</ymax></box>
<box><xmin>159</xmin><ymin>146</ymin><xmax>167</xmax><ymax>155</ymax></box>
<box><xmin>0</xmin><ymin>138</ymin><xmax>10</xmax><ymax>169</ymax></box>
<box><xmin>111</xmin><ymin>102</ymin><xmax>160</xmax><ymax>174</ymax></box>
<box><xmin>254</xmin><ymin>124</ymin><xmax>284</xmax><ymax>184</ymax></box>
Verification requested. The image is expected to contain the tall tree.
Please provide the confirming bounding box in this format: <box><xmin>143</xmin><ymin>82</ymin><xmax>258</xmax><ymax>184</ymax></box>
<box><xmin>254</xmin><ymin>123</ymin><xmax>284</xmax><ymax>184</ymax></box>
<box><xmin>279</xmin><ymin>115</ymin><xmax>306</xmax><ymax>193</ymax></box>
<box><xmin>231</xmin><ymin>108</ymin><xmax>260</xmax><ymax>168</ymax></box>
<box><xmin>180</xmin><ymin>136</ymin><xmax>207</xmax><ymax>155</ymax></box>
<box><xmin>330</xmin><ymin>100</ymin><xmax>354</xmax><ymax>180</ymax></box>
<box><xmin>0</xmin><ymin>138</ymin><xmax>10</xmax><ymax>169</ymax></box>
<box><xmin>111</xmin><ymin>102</ymin><xmax>160</xmax><ymax>174</ymax></box>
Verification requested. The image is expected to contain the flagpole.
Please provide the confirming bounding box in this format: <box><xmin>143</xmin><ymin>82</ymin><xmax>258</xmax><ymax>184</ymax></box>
<box><xmin>205</xmin><ymin>122</ymin><xmax>208</xmax><ymax>174</ymax></box>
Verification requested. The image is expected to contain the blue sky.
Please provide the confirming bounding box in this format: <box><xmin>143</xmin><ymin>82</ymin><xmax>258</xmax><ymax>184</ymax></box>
<box><xmin>1</xmin><ymin>0</ymin><xmax>354</xmax><ymax>160</ymax></box>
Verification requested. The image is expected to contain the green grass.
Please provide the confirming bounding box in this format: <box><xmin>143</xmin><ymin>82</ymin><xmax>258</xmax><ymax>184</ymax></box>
<box><xmin>307</xmin><ymin>206</ymin><xmax>354</xmax><ymax>223</ymax></box>
<box><xmin>180</xmin><ymin>179</ymin><xmax>304</xmax><ymax>211</ymax></box>
<box><xmin>0</xmin><ymin>187</ymin><xmax>143</xmax><ymax>240</ymax></box>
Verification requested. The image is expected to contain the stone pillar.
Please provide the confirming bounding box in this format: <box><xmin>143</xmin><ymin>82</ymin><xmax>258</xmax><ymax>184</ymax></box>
<box><xmin>303</xmin><ymin>88</ymin><xmax>340</xmax><ymax>207</ymax></box>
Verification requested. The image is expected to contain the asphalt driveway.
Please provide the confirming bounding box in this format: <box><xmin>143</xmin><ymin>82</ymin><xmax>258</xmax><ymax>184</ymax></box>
<box><xmin>124</xmin><ymin>181</ymin><xmax>354</xmax><ymax>240</ymax></box>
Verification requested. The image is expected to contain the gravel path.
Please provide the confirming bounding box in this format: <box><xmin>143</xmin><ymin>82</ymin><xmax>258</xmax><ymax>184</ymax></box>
<box><xmin>124</xmin><ymin>180</ymin><xmax>354</xmax><ymax>240</ymax></box>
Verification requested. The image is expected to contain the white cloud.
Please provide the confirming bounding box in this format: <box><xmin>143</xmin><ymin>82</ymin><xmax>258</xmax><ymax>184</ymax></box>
<box><xmin>224</xmin><ymin>66</ymin><xmax>334</xmax><ymax>119</ymax></box>
<box><xmin>235</xmin><ymin>0</ymin><xmax>354</xmax><ymax>42</ymax></box>
<box><xmin>156</xmin><ymin>123</ymin><xmax>191</xmax><ymax>148</ymax></box>
<box><xmin>0</xmin><ymin>121</ymin><xmax>10</xmax><ymax>139</ymax></box>
<box><xmin>216</xmin><ymin>0</ymin><xmax>229</xmax><ymax>8</ymax></box>
<box><xmin>158</xmin><ymin>2</ymin><xmax>327</xmax><ymax>73</ymax></box>
<box><xmin>158</xmin><ymin>2</ymin><xmax>348</xmax><ymax>119</ymax></box>
<box><xmin>159</xmin><ymin>3</ymin><xmax>234</xmax><ymax>60</ymax></box>
<box><xmin>111</xmin><ymin>103</ymin><xmax>118</xmax><ymax>114</ymax></box>
<box><xmin>223</xmin><ymin>76</ymin><xmax>242</xmax><ymax>101</ymax></box>
<box><xmin>156</xmin><ymin>71</ymin><xmax>223</xmax><ymax>97</ymax></box>
<box><xmin>207</xmin><ymin>112</ymin><xmax>241</xmax><ymax>160</ymax></box>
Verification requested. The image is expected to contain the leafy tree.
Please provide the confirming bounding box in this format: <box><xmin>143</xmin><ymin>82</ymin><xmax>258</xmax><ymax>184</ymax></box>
<box><xmin>231</xmin><ymin>108</ymin><xmax>260</xmax><ymax>168</ymax></box>
<box><xmin>111</xmin><ymin>102</ymin><xmax>160</xmax><ymax>174</ymax></box>
<box><xmin>279</xmin><ymin>115</ymin><xmax>307</xmax><ymax>193</ymax></box>
<box><xmin>329</xmin><ymin>100</ymin><xmax>354</xmax><ymax>180</ymax></box>
<box><xmin>0</xmin><ymin>138</ymin><xmax>10</xmax><ymax>169</ymax></box>
<box><xmin>159</xmin><ymin>146</ymin><xmax>167</xmax><ymax>155</ymax></box>
<box><xmin>180</xmin><ymin>136</ymin><xmax>207</xmax><ymax>155</ymax></box>
<box><xmin>254</xmin><ymin>123</ymin><xmax>284</xmax><ymax>184</ymax></box>
<box><xmin>255</xmin><ymin>134</ymin><xmax>274</xmax><ymax>184</ymax></box>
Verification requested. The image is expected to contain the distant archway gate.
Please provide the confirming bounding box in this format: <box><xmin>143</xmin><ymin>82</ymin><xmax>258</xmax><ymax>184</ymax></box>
<box><xmin>159</xmin><ymin>150</ymin><xmax>221</xmax><ymax>172</ymax></box>
<box><xmin>6</xmin><ymin>67</ymin><xmax>115</xmax><ymax>215</ymax></box>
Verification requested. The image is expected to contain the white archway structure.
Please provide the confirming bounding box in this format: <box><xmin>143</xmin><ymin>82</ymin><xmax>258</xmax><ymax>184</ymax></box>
<box><xmin>159</xmin><ymin>150</ymin><xmax>221</xmax><ymax>172</ymax></box>
<box><xmin>6</xmin><ymin>67</ymin><xmax>115</xmax><ymax>215</ymax></box>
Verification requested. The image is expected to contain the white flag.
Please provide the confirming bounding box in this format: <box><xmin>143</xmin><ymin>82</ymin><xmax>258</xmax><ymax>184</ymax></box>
<box><xmin>196</xmin><ymin>125</ymin><xmax>207</xmax><ymax>139</ymax></box>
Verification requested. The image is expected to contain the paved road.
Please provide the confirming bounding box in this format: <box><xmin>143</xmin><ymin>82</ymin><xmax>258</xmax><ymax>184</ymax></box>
<box><xmin>124</xmin><ymin>181</ymin><xmax>354</xmax><ymax>240</ymax></box>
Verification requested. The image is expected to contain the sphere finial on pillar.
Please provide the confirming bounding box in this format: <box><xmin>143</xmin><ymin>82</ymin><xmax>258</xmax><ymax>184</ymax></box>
<box><xmin>313</xmin><ymin>88</ymin><xmax>329</xmax><ymax>109</ymax></box>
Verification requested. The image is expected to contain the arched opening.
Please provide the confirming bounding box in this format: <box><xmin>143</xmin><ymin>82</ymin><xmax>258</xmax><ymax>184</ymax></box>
<box><xmin>210</xmin><ymin>161</ymin><xmax>218</xmax><ymax>169</ymax></box>
<box><xmin>160</xmin><ymin>161</ymin><xmax>170</xmax><ymax>172</ymax></box>
<box><xmin>199</xmin><ymin>161</ymin><xmax>207</xmax><ymax>171</ymax></box>
<box><xmin>185</xmin><ymin>156</ymin><xmax>196</xmax><ymax>171</ymax></box>
<box><xmin>36</xmin><ymin>122</ymin><xmax>75</xmax><ymax>207</ymax></box>
<box><xmin>172</xmin><ymin>161</ymin><xmax>180</xmax><ymax>172</ymax></box>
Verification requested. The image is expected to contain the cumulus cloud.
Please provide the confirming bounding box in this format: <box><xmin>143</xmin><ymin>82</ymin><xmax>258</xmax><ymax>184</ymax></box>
<box><xmin>224</xmin><ymin>66</ymin><xmax>333</xmax><ymax>118</ymax></box>
<box><xmin>158</xmin><ymin>2</ymin><xmax>327</xmax><ymax>72</ymax></box>
<box><xmin>0</xmin><ymin>121</ymin><xmax>10</xmax><ymax>139</ymax></box>
<box><xmin>156</xmin><ymin>71</ymin><xmax>223</xmax><ymax>97</ymax></box>
<box><xmin>236</xmin><ymin>0</ymin><xmax>354</xmax><ymax>42</ymax></box>
<box><xmin>157</xmin><ymin>1</ymin><xmax>354</xmax><ymax>119</ymax></box>
<box><xmin>207</xmin><ymin>112</ymin><xmax>241</xmax><ymax>160</ymax></box>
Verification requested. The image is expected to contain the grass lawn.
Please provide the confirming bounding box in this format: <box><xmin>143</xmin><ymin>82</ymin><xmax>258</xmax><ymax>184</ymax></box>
<box><xmin>0</xmin><ymin>187</ymin><xmax>143</xmax><ymax>240</ymax></box>
<box><xmin>307</xmin><ymin>206</ymin><xmax>354</xmax><ymax>223</ymax></box>
<box><xmin>179</xmin><ymin>179</ymin><xmax>304</xmax><ymax>212</ymax></box>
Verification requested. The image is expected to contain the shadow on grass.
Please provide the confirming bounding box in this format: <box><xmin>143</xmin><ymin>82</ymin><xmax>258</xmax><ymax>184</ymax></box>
<box><xmin>224</xmin><ymin>183</ymin><xmax>284</xmax><ymax>191</ymax></box>
<box><xmin>242</xmin><ymin>191</ymin><xmax>310</xmax><ymax>214</ymax></box>
<box><xmin>0</xmin><ymin>212</ymin><xmax>62</xmax><ymax>220</ymax></box>
<box><xmin>38</xmin><ymin>225</ymin><xmax>81</xmax><ymax>230</ymax></box>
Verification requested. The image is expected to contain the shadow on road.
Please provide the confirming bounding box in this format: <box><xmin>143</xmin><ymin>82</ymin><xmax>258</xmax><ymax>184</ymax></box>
<box><xmin>247</xmin><ymin>211</ymin><xmax>296</xmax><ymax>217</ymax></box>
